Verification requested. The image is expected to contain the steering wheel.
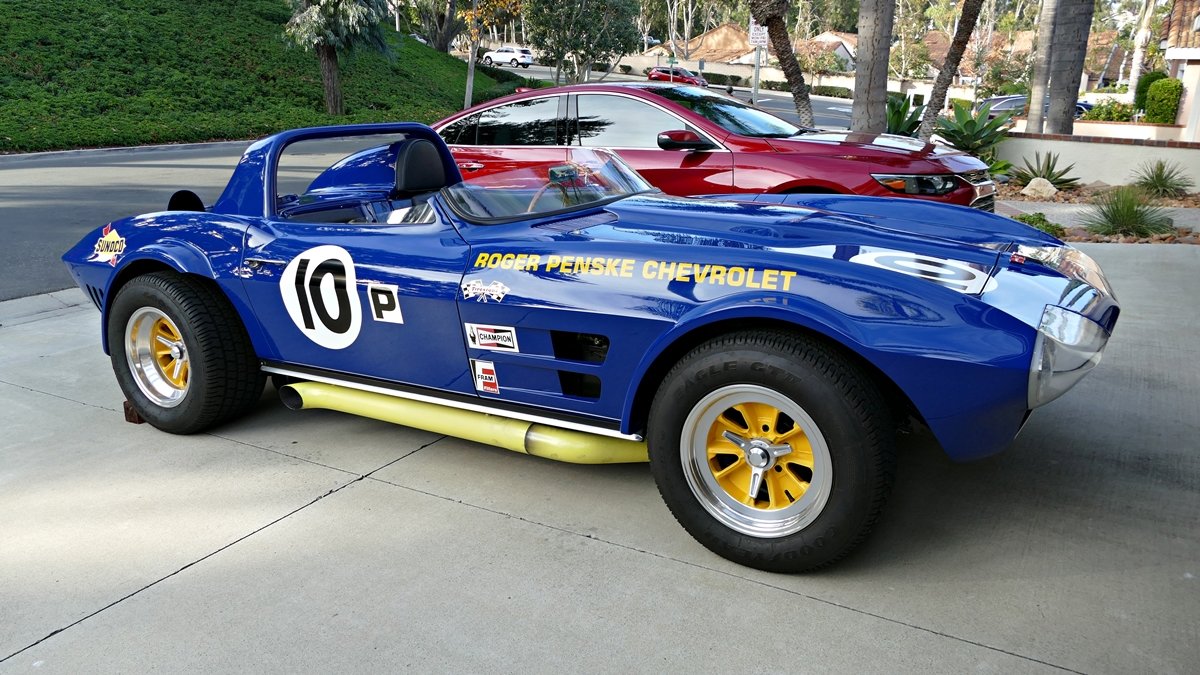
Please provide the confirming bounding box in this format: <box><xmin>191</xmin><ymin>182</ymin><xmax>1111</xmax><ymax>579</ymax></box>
<box><xmin>526</xmin><ymin>181</ymin><xmax>571</xmax><ymax>213</ymax></box>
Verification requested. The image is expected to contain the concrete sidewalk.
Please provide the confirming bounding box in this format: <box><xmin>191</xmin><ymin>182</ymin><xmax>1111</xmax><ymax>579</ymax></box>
<box><xmin>1</xmin><ymin>245</ymin><xmax>1197</xmax><ymax>672</ymax></box>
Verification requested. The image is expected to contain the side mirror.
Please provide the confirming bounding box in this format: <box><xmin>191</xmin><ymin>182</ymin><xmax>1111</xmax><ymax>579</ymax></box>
<box><xmin>657</xmin><ymin>129</ymin><xmax>716</xmax><ymax>151</ymax></box>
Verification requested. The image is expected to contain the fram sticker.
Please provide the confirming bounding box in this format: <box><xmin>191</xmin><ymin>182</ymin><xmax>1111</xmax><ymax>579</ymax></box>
<box><xmin>465</xmin><ymin>323</ymin><xmax>519</xmax><ymax>352</ymax></box>
<box><xmin>472</xmin><ymin>359</ymin><xmax>499</xmax><ymax>394</ymax></box>
<box><xmin>88</xmin><ymin>225</ymin><xmax>126</xmax><ymax>266</ymax></box>
<box><xmin>280</xmin><ymin>245</ymin><xmax>363</xmax><ymax>349</ymax></box>
<box><xmin>849</xmin><ymin>250</ymin><xmax>997</xmax><ymax>294</ymax></box>
<box><xmin>462</xmin><ymin>279</ymin><xmax>509</xmax><ymax>302</ymax></box>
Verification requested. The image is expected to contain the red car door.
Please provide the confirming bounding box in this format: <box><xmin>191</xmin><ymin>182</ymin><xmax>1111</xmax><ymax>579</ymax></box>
<box><xmin>570</xmin><ymin>92</ymin><xmax>733</xmax><ymax>196</ymax></box>
<box><xmin>440</xmin><ymin>94</ymin><xmax>567</xmax><ymax>180</ymax></box>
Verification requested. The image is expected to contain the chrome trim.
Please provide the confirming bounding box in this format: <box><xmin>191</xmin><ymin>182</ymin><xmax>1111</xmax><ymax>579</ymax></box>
<box><xmin>262</xmin><ymin>365</ymin><xmax>644</xmax><ymax>442</ymax></box>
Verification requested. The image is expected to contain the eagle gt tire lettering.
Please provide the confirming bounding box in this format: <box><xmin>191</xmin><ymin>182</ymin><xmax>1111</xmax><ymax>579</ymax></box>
<box><xmin>108</xmin><ymin>272</ymin><xmax>265</xmax><ymax>434</ymax></box>
<box><xmin>647</xmin><ymin>331</ymin><xmax>896</xmax><ymax>572</ymax></box>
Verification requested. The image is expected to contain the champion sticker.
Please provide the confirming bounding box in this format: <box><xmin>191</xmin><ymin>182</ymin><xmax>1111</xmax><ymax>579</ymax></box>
<box><xmin>88</xmin><ymin>225</ymin><xmax>126</xmax><ymax>266</ymax></box>
<box><xmin>849</xmin><ymin>250</ymin><xmax>997</xmax><ymax>294</ymax></box>
<box><xmin>472</xmin><ymin>359</ymin><xmax>499</xmax><ymax>394</ymax></box>
<box><xmin>465</xmin><ymin>323</ymin><xmax>519</xmax><ymax>352</ymax></box>
<box><xmin>280</xmin><ymin>245</ymin><xmax>363</xmax><ymax>349</ymax></box>
<box><xmin>462</xmin><ymin>279</ymin><xmax>509</xmax><ymax>302</ymax></box>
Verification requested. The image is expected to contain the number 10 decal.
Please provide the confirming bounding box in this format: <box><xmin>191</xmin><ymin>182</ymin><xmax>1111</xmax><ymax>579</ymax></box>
<box><xmin>280</xmin><ymin>245</ymin><xmax>363</xmax><ymax>349</ymax></box>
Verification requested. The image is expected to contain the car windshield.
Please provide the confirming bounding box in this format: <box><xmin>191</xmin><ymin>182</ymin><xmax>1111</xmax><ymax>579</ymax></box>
<box><xmin>643</xmin><ymin>85</ymin><xmax>806</xmax><ymax>138</ymax></box>
<box><xmin>442</xmin><ymin>148</ymin><xmax>654</xmax><ymax>223</ymax></box>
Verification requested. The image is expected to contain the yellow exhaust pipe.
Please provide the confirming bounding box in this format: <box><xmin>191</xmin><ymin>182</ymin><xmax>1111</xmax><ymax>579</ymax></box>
<box><xmin>279</xmin><ymin>381</ymin><xmax>648</xmax><ymax>464</ymax></box>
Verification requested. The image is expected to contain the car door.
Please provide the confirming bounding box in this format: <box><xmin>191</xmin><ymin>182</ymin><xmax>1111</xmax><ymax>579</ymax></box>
<box><xmin>440</xmin><ymin>95</ymin><xmax>568</xmax><ymax>180</ymax></box>
<box><xmin>239</xmin><ymin>204</ymin><xmax>477</xmax><ymax>394</ymax></box>
<box><xmin>570</xmin><ymin>92</ymin><xmax>733</xmax><ymax>196</ymax></box>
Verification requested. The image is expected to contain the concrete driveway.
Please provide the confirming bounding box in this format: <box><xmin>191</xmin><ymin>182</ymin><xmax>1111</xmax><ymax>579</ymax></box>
<box><xmin>0</xmin><ymin>244</ymin><xmax>1196</xmax><ymax>673</ymax></box>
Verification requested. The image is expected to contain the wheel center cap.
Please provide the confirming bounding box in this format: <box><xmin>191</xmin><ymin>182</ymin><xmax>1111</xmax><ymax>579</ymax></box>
<box><xmin>170</xmin><ymin>343</ymin><xmax>183</xmax><ymax>359</ymax></box>
<box><xmin>746</xmin><ymin>441</ymin><xmax>773</xmax><ymax>469</ymax></box>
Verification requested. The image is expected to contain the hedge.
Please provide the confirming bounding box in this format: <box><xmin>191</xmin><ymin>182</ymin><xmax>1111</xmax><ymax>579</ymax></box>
<box><xmin>1145</xmin><ymin>78</ymin><xmax>1183</xmax><ymax>124</ymax></box>
<box><xmin>1134</xmin><ymin>71</ymin><xmax>1168</xmax><ymax>111</ymax></box>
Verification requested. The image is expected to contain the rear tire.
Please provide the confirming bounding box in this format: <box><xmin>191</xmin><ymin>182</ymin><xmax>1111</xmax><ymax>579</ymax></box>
<box><xmin>483</xmin><ymin>56</ymin><xmax>493</xmax><ymax>66</ymax></box>
<box><xmin>647</xmin><ymin>331</ymin><xmax>895</xmax><ymax>572</ymax></box>
<box><xmin>107</xmin><ymin>272</ymin><xmax>264</xmax><ymax>434</ymax></box>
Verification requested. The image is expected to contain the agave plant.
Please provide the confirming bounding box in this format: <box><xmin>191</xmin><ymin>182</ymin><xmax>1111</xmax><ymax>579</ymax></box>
<box><xmin>1131</xmin><ymin>160</ymin><xmax>1195</xmax><ymax>199</ymax></box>
<box><xmin>1081</xmin><ymin>187</ymin><xmax>1174</xmax><ymax>237</ymax></box>
<box><xmin>935</xmin><ymin>101</ymin><xmax>1014</xmax><ymax>176</ymax></box>
<box><xmin>886</xmin><ymin>97</ymin><xmax>923</xmax><ymax>137</ymax></box>
<box><xmin>1012</xmin><ymin>152</ymin><xmax>1081</xmax><ymax>190</ymax></box>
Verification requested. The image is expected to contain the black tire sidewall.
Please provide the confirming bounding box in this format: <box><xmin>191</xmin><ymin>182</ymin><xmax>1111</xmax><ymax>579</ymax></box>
<box><xmin>648</xmin><ymin>336</ymin><xmax>889</xmax><ymax>572</ymax></box>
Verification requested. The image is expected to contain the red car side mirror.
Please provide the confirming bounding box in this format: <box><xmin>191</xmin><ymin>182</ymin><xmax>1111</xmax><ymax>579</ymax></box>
<box><xmin>657</xmin><ymin>129</ymin><xmax>715</xmax><ymax>151</ymax></box>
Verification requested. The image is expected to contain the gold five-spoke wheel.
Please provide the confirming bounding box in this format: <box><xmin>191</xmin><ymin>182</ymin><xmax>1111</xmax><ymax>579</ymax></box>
<box><xmin>682</xmin><ymin>384</ymin><xmax>832</xmax><ymax>538</ymax></box>
<box><xmin>125</xmin><ymin>307</ymin><xmax>190</xmax><ymax>408</ymax></box>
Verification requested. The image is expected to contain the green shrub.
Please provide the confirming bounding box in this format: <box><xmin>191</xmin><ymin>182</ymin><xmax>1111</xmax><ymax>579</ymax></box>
<box><xmin>1014</xmin><ymin>212</ymin><xmax>1066</xmax><ymax>238</ymax></box>
<box><xmin>591</xmin><ymin>62</ymin><xmax>610</xmax><ymax>73</ymax></box>
<box><xmin>619</xmin><ymin>64</ymin><xmax>632</xmax><ymax>74</ymax></box>
<box><xmin>1134</xmin><ymin>70</ymin><xmax>1168</xmax><ymax>110</ymax></box>
<box><xmin>811</xmin><ymin>85</ymin><xmax>852</xmax><ymax>98</ymax></box>
<box><xmin>1081</xmin><ymin>100</ymin><xmax>1136</xmax><ymax>122</ymax></box>
<box><xmin>643</xmin><ymin>67</ymin><xmax>653</xmax><ymax>75</ymax></box>
<box><xmin>1094</xmin><ymin>83</ymin><xmax>1129</xmax><ymax>94</ymax></box>
<box><xmin>728</xmin><ymin>75</ymin><xmax>743</xmax><ymax>86</ymax></box>
<box><xmin>1012</xmin><ymin>152</ymin><xmax>1081</xmax><ymax>190</ymax></box>
<box><xmin>885</xmin><ymin>97</ymin><xmax>923</xmax><ymax>137</ymax></box>
<box><xmin>1131</xmin><ymin>160</ymin><xmax>1195</xmax><ymax>198</ymax></box>
<box><xmin>935</xmin><ymin>101</ymin><xmax>1013</xmax><ymax>176</ymax></box>
<box><xmin>1145</xmin><ymin>78</ymin><xmax>1183</xmax><ymax>124</ymax></box>
<box><xmin>1081</xmin><ymin>187</ymin><xmax>1174</xmax><ymax>237</ymax></box>
<box><xmin>705</xmin><ymin>72</ymin><xmax>728</xmax><ymax>85</ymax></box>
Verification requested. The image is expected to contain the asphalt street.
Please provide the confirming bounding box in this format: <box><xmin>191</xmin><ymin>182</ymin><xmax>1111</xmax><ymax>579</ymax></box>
<box><xmin>0</xmin><ymin>244</ymin><xmax>1196</xmax><ymax>672</ymax></box>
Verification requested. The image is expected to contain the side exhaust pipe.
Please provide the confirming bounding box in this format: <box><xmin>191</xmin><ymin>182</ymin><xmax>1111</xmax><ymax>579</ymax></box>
<box><xmin>279</xmin><ymin>382</ymin><xmax>648</xmax><ymax>465</ymax></box>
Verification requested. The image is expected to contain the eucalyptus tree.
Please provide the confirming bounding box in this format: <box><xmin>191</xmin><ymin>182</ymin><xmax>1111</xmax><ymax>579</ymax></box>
<box><xmin>525</xmin><ymin>0</ymin><xmax>640</xmax><ymax>83</ymax></box>
<box><xmin>284</xmin><ymin>0</ymin><xmax>391</xmax><ymax>116</ymax></box>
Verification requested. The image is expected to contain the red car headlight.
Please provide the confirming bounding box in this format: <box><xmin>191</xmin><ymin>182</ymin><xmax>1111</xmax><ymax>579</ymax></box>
<box><xmin>872</xmin><ymin>173</ymin><xmax>960</xmax><ymax>196</ymax></box>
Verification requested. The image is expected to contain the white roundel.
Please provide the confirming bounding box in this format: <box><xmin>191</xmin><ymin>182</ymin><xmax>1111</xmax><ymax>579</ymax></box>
<box><xmin>280</xmin><ymin>245</ymin><xmax>362</xmax><ymax>349</ymax></box>
<box><xmin>850</xmin><ymin>250</ymin><xmax>997</xmax><ymax>294</ymax></box>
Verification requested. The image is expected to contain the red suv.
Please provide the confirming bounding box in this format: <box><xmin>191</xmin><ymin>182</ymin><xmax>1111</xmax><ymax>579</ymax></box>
<box><xmin>434</xmin><ymin>83</ymin><xmax>996</xmax><ymax>210</ymax></box>
<box><xmin>647</xmin><ymin>66</ymin><xmax>707</xmax><ymax>87</ymax></box>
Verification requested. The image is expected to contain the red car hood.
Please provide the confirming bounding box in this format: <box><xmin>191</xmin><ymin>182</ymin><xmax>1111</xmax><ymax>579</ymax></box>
<box><xmin>766</xmin><ymin>132</ymin><xmax>987</xmax><ymax>173</ymax></box>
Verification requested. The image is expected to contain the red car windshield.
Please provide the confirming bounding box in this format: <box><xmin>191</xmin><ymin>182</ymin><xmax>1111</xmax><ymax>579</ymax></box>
<box><xmin>644</xmin><ymin>85</ymin><xmax>810</xmax><ymax>139</ymax></box>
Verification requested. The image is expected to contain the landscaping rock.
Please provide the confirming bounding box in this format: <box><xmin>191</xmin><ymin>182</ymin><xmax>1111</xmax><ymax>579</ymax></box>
<box><xmin>1021</xmin><ymin>177</ymin><xmax>1059</xmax><ymax>200</ymax></box>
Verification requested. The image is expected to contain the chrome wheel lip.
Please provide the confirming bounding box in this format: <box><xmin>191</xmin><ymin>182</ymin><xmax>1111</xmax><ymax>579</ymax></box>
<box><xmin>680</xmin><ymin>384</ymin><xmax>833</xmax><ymax>538</ymax></box>
<box><xmin>125</xmin><ymin>307</ymin><xmax>188</xmax><ymax>408</ymax></box>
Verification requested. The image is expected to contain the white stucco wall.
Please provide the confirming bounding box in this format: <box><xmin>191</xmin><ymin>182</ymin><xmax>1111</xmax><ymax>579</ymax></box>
<box><xmin>997</xmin><ymin>135</ymin><xmax>1200</xmax><ymax>185</ymax></box>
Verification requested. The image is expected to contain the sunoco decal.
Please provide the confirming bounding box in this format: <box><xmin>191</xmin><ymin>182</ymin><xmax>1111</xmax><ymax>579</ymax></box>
<box><xmin>462</xmin><ymin>279</ymin><xmax>509</xmax><ymax>302</ymax></box>
<box><xmin>472</xmin><ymin>359</ymin><xmax>499</xmax><ymax>394</ymax></box>
<box><xmin>88</xmin><ymin>225</ymin><xmax>126</xmax><ymax>266</ymax></box>
<box><xmin>849</xmin><ymin>250</ymin><xmax>997</xmax><ymax>294</ymax></box>
<box><xmin>465</xmin><ymin>323</ymin><xmax>519</xmax><ymax>352</ymax></box>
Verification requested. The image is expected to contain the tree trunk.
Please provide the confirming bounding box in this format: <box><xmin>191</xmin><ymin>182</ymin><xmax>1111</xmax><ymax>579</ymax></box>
<box><xmin>431</xmin><ymin>0</ymin><xmax>458</xmax><ymax>52</ymax></box>
<box><xmin>318</xmin><ymin>44</ymin><xmax>343</xmax><ymax>116</ymax></box>
<box><xmin>852</xmin><ymin>0</ymin><xmax>895</xmax><ymax>132</ymax></box>
<box><xmin>1026</xmin><ymin>0</ymin><xmax>1058</xmax><ymax>133</ymax></box>
<box><xmin>1127</xmin><ymin>0</ymin><xmax>1155</xmax><ymax>100</ymax></box>
<box><xmin>1046</xmin><ymin>0</ymin><xmax>1094</xmax><ymax>134</ymax></box>
<box><xmin>918</xmin><ymin>0</ymin><xmax>984</xmax><ymax>140</ymax></box>
<box><xmin>749</xmin><ymin>0</ymin><xmax>815</xmax><ymax>127</ymax></box>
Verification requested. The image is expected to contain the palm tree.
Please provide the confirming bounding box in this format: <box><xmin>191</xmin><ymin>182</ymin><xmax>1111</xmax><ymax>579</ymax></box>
<box><xmin>918</xmin><ymin>0</ymin><xmax>986</xmax><ymax>140</ymax></box>
<box><xmin>1046</xmin><ymin>0</ymin><xmax>1095</xmax><ymax>134</ymax></box>
<box><xmin>852</xmin><ymin>0</ymin><xmax>896</xmax><ymax>132</ymax></box>
<box><xmin>748</xmin><ymin>0</ymin><xmax>816</xmax><ymax>127</ymax></box>
<box><xmin>1026</xmin><ymin>0</ymin><xmax>1059</xmax><ymax>133</ymax></box>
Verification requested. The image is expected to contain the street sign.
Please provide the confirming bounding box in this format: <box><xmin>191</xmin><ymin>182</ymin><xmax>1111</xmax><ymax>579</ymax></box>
<box><xmin>749</xmin><ymin>18</ymin><xmax>769</xmax><ymax>47</ymax></box>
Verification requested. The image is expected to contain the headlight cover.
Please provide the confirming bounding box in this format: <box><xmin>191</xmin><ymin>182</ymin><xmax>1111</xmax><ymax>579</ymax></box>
<box><xmin>872</xmin><ymin>173</ymin><xmax>960</xmax><ymax>196</ymax></box>
<box><xmin>1028</xmin><ymin>305</ymin><xmax>1110</xmax><ymax>408</ymax></box>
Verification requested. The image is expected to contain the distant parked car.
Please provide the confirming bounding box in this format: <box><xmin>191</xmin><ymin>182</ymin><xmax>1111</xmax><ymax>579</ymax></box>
<box><xmin>976</xmin><ymin>95</ymin><xmax>1092</xmax><ymax>119</ymax></box>
<box><xmin>481</xmin><ymin>46</ymin><xmax>533</xmax><ymax>68</ymax></box>
<box><xmin>647</xmin><ymin>66</ymin><xmax>707</xmax><ymax>87</ymax></box>
<box><xmin>435</xmin><ymin>82</ymin><xmax>997</xmax><ymax>210</ymax></box>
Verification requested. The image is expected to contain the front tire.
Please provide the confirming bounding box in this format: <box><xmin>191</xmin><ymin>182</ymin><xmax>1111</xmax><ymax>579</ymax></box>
<box><xmin>483</xmin><ymin>56</ymin><xmax>493</xmax><ymax>66</ymax></box>
<box><xmin>107</xmin><ymin>272</ymin><xmax>264</xmax><ymax>434</ymax></box>
<box><xmin>647</xmin><ymin>331</ymin><xmax>895</xmax><ymax>572</ymax></box>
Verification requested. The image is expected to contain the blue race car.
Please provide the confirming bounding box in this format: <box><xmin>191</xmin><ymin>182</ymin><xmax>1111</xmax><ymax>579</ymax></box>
<box><xmin>63</xmin><ymin>123</ymin><xmax>1119</xmax><ymax>572</ymax></box>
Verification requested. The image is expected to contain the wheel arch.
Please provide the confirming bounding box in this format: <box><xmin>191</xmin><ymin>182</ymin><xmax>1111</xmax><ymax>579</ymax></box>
<box><xmin>621</xmin><ymin>305</ymin><xmax>922</xmax><ymax>439</ymax></box>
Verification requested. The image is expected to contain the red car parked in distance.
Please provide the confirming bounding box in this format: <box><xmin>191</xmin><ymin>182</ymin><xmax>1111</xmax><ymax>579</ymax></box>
<box><xmin>646</xmin><ymin>65</ymin><xmax>708</xmax><ymax>87</ymax></box>
<box><xmin>434</xmin><ymin>82</ymin><xmax>996</xmax><ymax>210</ymax></box>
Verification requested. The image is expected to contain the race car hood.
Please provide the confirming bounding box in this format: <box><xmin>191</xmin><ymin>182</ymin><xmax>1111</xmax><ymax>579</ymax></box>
<box><xmin>765</xmin><ymin>132</ymin><xmax>986</xmax><ymax>173</ymax></box>
<box><xmin>598</xmin><ymin>193</ymin><xmax>1054</xmax><ymax>271</ymax></box>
